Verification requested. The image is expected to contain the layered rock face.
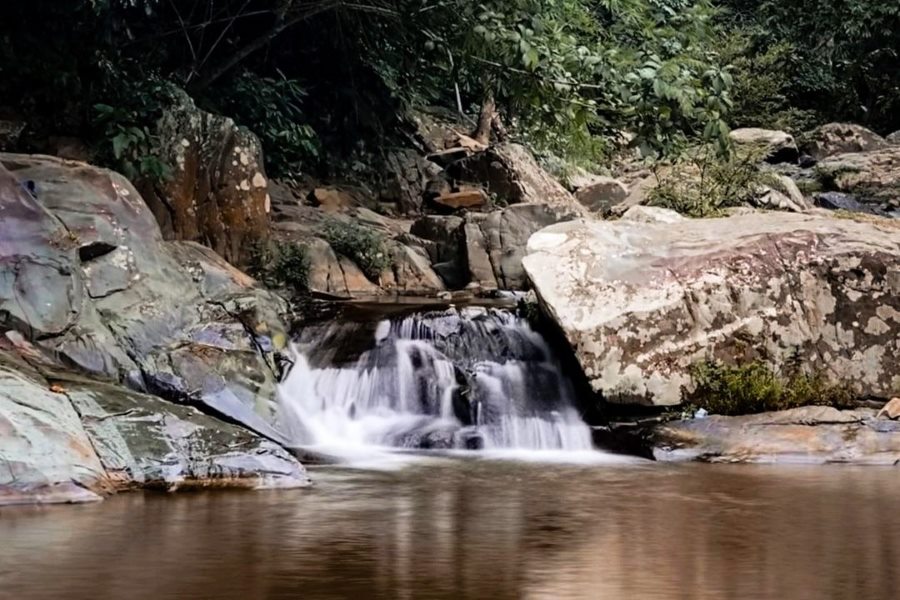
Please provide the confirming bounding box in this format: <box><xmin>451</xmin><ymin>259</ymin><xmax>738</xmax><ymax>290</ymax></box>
<box><xmin>0</xmin><ymin>341</ymin><xmax>308</xmax><ymax>506</ymax></box>
<box><xmin>0</xmin><ymin>154</ymin><xmax>292</xmax><ymax>443</ymax></box>
<box><xmin>524</xmin><ymin>209</ymin><xmax>900</xmax><ymax>406</ymax></box>
<box><xmin>0</xmin><ymin>154</ymin><xmax>310</xmax><ymax>505</ymax></box>
<box><xmin>652</xmin><ymin>406</ymin><xmax>900</xmax><ymax>465</ymax></box>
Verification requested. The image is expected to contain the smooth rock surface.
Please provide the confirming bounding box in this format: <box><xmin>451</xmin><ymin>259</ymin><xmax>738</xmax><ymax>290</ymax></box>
<box><xmin>652</xmin><ymin>406</ymin><xmax>900</xmax><ymax>464</ymax></box>
<box><xmin>0</xmin><ymin>349</ymin><xmax>109</xmax><ymax>506</ymax></box>
<box><xmin>524</xmin><ymin>212</ymin><xmax>900</xmax><ymax>405</ymax></box>
<box><xmin>68</xmin><ymin>379</ymin><xmax>309</xmax><ymax>491</ymax></box>
<box><xmin>0</xmin><ymin>338</ymin><xmax>309</xmax><ymax>505</ymax></box>
<box><xmin>0</xmin><ymin>154</ymin><xmax>291</xmax><ymax>442</ymax></box>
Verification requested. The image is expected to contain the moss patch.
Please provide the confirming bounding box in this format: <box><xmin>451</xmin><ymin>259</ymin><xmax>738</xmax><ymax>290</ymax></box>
<box><xmin>684</xmin><ymin>359</ymin><xmax>857</xmax><ymax>416</ymax></box>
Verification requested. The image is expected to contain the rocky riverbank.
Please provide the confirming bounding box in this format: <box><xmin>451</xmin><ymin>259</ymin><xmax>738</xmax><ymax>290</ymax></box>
<box><xmin>3</xmin><ymin>114</ymin><xmax>900</xmax><ymax>506</ymax></box>
<box><xmin>0</xmin><ymin>154</ymin><xmax>310</xmax><ymax>506</ymax></box>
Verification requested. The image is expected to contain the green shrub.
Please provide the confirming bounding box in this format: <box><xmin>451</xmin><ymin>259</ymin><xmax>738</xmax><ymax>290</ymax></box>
<box><xmin>322</xmin><ymin>220</ymin><xmax>391</xmax><ymax>282</ymax></box>
<box><xmin>248</xmin><ymin>241</ymin><xmax>310</xmax><ymax>295</ymax></box>
<box><xmin>92</xmin><ymin>71</ymin><xmax>174</xmax><ymax>181</ymax></box>
<box><xmin>649</xmin><ymin>146</ymin><xmax>773</xmax><ymax>218</ymax></box>
<box><xmin>685</xmin><ymin>358</ymin><xmax>857</xmax><ymax>416</ymax></box>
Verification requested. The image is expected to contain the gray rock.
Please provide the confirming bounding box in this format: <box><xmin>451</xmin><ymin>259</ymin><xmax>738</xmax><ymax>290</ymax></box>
<box><xmin>383</xmin><ymin>243</ymin><xmax>447</xmax><ymax>296</ymax></box>
<box><xmin>803</xmin><ymin>123</ymin><xmax>888</xmax><ymax>160</ymax></box>
<box><xmin>730</xmin><ymin>128</ymin><xmax>799</xmax><ymax>163</ymax></box>
<box><xmin>466</xmin><ymin>203</ymin><xmax>577</xmax><ymax>290</ymax></box>
<box><xmin>447</xmin><ymin>144</ymin><xmax>585</xmax><ymax>215</ymax></box>
<box><xmin>0</xmin><ymin>337</ymin><xmax>309</xmax><ymax>505</ymax></box>
<box><xmin>814</xmin><ymin>192</ymin><xmax>881</xmax><ymax>215</ymax></box>
<box><xmin>410</xmin><ymin>215</ymin><xmax>467</xmax><ymax>289</ymax></box>
<box><xmin>523</xmin><ymin>213</ymin><xmax>900</xmax><ymax>406</ymax></box>
<box><xmin>816</xmin><ymin>146</ymin><xmax>900</xmax><ymax>211</ymax></box>
<box><xmin>0</xmin><ymin>155</ymin><xmax>292</xmax><ymax>443</ymax></box>
<box><xmin>574</xmin><ymin>176</ymin><xmax>629</xmax><ymax>213</ymax></box>
<box><xmin>0</xmin><ymin>349</ymin><xmax>108</xmax><ymax>506</ymax></box>
<box><xmin>652</xmin><ymin>406</ymin><xmax>900</xmax><ymax>465</ymax></box>
<box><xmin>68</xmin><ymin>379</ymin><xmax>309</xmax><ymax>491</ymax></box>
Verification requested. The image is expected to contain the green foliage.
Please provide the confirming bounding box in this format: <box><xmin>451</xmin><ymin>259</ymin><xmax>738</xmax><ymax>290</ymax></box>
<box><xmin>212</xmin><ymin>71</ymin><xmax>319</xmax><ymax>178</ymax></box>
<box><xmin>649</xmin><ymin>146</ymin><xmax>770</xmax><ymax>217</ymax></box>
<box><xmin>322</xmin><ymin>220</ymin><xmax>391</xmax><ymax>281</ymax></box>
<box><xmin>92</xmin><ymin>74</ymin><xmax>174</xmax><ymax>181</ymax></box>
<box><xmin>686</xmin><ymin>358</ymin><xmax>857</xmax><ymax>416</ymax></box>
<box><xmin>718</xmin><ymin>33</ymin><xmax>818</xmax><ymax>133</ymax></box>
<box><xmin>248</xmin><ymin>241</ymin><xmax>310</xmax><ymax>295</ymax></box>
<box><xmin>722</xmin><ymin>0</ymin><xmax>900</xmax><ymax>133</ymax></box>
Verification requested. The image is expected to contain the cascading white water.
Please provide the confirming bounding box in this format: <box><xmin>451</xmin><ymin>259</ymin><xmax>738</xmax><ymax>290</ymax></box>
<box><xmin>278</xmin><ymin>307</ymin><xmax>593</xmax><ymax>453</ymax></box>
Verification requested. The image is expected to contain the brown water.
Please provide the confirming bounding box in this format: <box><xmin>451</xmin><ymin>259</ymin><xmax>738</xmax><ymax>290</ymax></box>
<box><xmin>1</xmin><ymin>457</ymin><xmax>899</xmax><ymax>600</ymax></box>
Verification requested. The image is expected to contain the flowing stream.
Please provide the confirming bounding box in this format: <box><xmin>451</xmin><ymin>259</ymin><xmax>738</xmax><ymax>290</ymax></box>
<box><xmin>277</xmin><ymin>306</ymin><xmax>594</xmax><ymax>456</ymax></box>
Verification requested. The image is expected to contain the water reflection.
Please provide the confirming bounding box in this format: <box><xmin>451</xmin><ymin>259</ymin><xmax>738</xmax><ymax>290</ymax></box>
<box><xmin>1</xmin><ymin>460</ymin><xmax>898</xmax><ymax>599</ymax></box>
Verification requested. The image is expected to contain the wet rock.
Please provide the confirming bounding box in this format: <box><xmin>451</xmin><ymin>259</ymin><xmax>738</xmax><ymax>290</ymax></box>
<box><xmin>887</xmin><ymin>131</ymin><xmax>900</xmax><ymax>145</ymax></box>
<box><xmin>803</xmin><ymin>123</ymin><xmax>887</xmax><ymax>160</ymax></box>
<box><xmin>814</xmin><ymin>192</ymin><xmax>880</xmax><ymax>215</ymax></box>
<box><xmin>138</xmin><ymin>89</ymin><xmax>269</xmax><ymax>267</ymax></box>
<box><xmin>0</xmin><ymin>349</ymin><xmax>109</xmax><ymax>506</ymax></box>
<box><xmin>730</xmin><ymin>128</ymin><xmax>799</xmax><ymax>163</ymax></box>
<box><xmin>0</xmin><ymin>154</ymin><xmax>293</xmax><ymax>443</ymax></box>
<box><xmin>524</xmin><ymin>212</ymin><xmax>900</xmax><ymax>406</ymax></box>
<box><xmin>816</xmin><ymin>146</ymin><xmax>900</xmax><ymax>212</ymax></box>
<box><xmin>651</xmin><ymin>406</ymin><xmax>900</xmax><ymax>465</ymax></box>
<box><xmin>67</xmin><ymin>378</ymin><xmax>309</xmax><ymax>491</ymax></box>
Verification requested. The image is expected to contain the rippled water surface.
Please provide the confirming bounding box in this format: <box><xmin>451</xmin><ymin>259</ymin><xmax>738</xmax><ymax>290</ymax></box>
<box><xmin>2</xmin><ymin>459</ymin><xmax>899</xmax><ymax>600</ymax></box>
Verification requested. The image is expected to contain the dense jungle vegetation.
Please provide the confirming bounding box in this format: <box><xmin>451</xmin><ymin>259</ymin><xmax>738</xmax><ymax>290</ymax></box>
<box><xmin>1</xmin><ymin>0</ymin><xmax>898</xmax><ymax>179</ymax></box>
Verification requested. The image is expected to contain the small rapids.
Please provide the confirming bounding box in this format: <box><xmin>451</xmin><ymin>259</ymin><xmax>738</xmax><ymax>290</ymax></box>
<box><xmin>278</xmin><ymin>307</ymin><xmax>594</xmax><ymax>455</ymax></box>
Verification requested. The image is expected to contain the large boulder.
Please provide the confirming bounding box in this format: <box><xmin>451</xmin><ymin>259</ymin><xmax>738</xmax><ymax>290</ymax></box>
<box><xmin>138</xmin><ymin>90</ymin><xmax>270</xmax><ymax>266</ymax></box>
<box><xmin>0</xmin><ymin>338</ymin><xmax>309</xmax><ymax>506</ymax></box>
<box><xmin>817</xmin><ymin>146</ymin><xmax>900</xmax><ymax>214</ymax></box>
<box><xmin>68</xmin><ymin>378</ymin><xmax>308</xmax><ymax>492</ymax></box>
<box><xmin>652</xmin><ymin>406</ymin><xmax>900</xmax><ymax>465</ymax></box>
<box><xmin>574</xmin><ymin>176</ymin><xmax>629</xmax><ymax>213</ymax></box>
<box><xmin>730</xmin><ymin>128</ymin><xmax>799</xmax><ymax>163</ymax></box>
<box><xmin>447</xmin><ymin>144</ymin><xmax>586</xmax><ymax>215</ymax></box>
<box><xmin>0</xmin><ymin>154</ymin><xmax>292</xmax><ymax>443</ymax></box>
<box><xmin>523</xmin><ymin>211</ymin><xmax>900</xmax><ymax>406</ymax></box>
<box><xmin>803</xmin><ymin>123</ymin><xmax>887</xmax><ymax>160</ymax></box>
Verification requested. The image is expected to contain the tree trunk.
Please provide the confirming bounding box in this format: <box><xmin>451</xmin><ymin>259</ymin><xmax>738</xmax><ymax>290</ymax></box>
<box><xmin>472</xmin><ymin>92</ymin><xmax>496</xmax><ymax>146</ymax></box>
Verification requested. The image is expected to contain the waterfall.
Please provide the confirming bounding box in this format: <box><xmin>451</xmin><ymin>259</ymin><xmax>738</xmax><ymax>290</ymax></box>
<box><xmin>278</xmin><ymin>307</ymin><xmax>594</xmax><ymax>453</ymax></box>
